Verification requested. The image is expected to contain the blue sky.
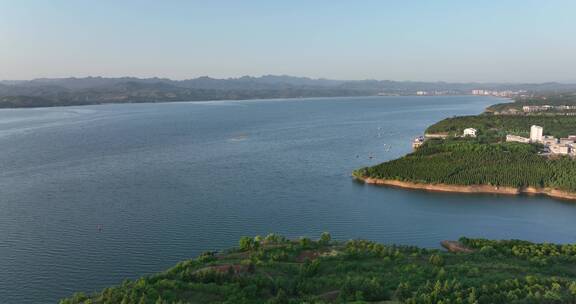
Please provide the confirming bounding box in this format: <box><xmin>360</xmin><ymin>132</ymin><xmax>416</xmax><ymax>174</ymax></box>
<box><xmin>1</xmin><ymin>0</ymin><xmax>575</xmax><ymax>82</ymax></box>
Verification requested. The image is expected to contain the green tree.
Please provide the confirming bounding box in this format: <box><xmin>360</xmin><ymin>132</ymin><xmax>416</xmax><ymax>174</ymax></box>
<box><xmin>429</xmin><ymin>254</ymin><xmax>444</xmax><ymax>266</ymax></box>
<box><xmin>319</xmin><ymin>232</ymin><xmax>332</xmax><ymax>245</ymax></box>
<box><xmin>239</xmin><ymin>236</ymin><xmax>254</xmax><ymax>251</ymax></box>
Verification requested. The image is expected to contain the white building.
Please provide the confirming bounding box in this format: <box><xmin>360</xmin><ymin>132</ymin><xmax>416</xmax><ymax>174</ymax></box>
<box><xmin>523</xmin><ymin>106</ymin><xmax>540</xmax><ymax>112</ymax></box>
<box><xmin>542</xmin><ymin>135</ymin><xmax>558</xmax><ymax>146</ymax></box>
<box><xmin>550</xmin><ymin>144</ymin><xmax>569</xmax><ymax>155</ymax></box>
<box><xmin>506</xmin><ymin>134</ymin><xmax>530</xmax><ymax>143</ymax></box>
<box><xmin>412</xmin><ymin>136</ymin><xmax>425</xmax><ymax>149</ymax></box>
<box><xmin>463</xmin><ymin>128</ymin><xmax>477</xmax><ymax>137</ymax></box>
<box><xmin>530</xmin><ymin>125</ymin><xmax>543</xmax><ymax>142</ymax></box>
<box><xmin>570</xmin><ymin>144</ymin><xmax>576</xmax><ymax>156</ymax></box>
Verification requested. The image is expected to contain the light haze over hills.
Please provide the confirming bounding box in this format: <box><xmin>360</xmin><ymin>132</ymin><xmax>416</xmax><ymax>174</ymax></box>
<box><xmin>1</xmin><ymin>75</ymin><xmax>576</xmax><ymax>108</ymax></box>
<box><xmin>1</xmin><ymin>1</ymin><xmax>576</xmax><ymax>82</ymax></box>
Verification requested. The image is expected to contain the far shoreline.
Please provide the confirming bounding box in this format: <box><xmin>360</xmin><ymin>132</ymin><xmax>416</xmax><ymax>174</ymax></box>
<box><xmin>0</xmin><ymin>94</ymin><xmax>495</xmax><ymax>111</ymax></box>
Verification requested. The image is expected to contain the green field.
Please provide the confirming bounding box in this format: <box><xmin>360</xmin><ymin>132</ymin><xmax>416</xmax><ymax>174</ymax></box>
<box><xmin>61</xmin><ymin>234</ymin><xmax>576</xmax><ymax>304</ymax></box>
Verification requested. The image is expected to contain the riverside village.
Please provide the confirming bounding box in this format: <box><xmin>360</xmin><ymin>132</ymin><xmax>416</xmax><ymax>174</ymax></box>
<box><xmin>412</xmin><ymin>125</ymin><xmax>576</xmax><ymax>156</ymax></box>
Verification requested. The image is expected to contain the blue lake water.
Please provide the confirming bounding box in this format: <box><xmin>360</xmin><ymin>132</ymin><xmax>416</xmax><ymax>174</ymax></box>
<box><xmin>1</xmin><ymin>96</ymin><xmax>576</xmax><ymax>303</ymax></box>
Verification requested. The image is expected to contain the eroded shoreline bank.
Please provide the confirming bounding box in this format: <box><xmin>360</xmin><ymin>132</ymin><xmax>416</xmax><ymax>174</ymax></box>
<box><xmin>354</xmin><ymin>175</ymin><xmax>576</xmax><ymax>201</ymax></box>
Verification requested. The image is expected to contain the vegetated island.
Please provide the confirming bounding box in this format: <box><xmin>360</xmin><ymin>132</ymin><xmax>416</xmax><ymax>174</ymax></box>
<box><xmin>61</xmin><ymin>233</ymin><xmax>576</xmax><ymax>303</ymax></box>
<box><xmin>354</xmin><ymin>92</ymin><xmax>576</xmax><ymax>201</ymax></box>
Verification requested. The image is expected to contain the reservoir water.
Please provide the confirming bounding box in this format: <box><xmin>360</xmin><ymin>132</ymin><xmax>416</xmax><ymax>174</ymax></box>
<box><xmin>2</xmin><ymin>96</ymin><xmax>576</xmax><ymax>303</ymax></box>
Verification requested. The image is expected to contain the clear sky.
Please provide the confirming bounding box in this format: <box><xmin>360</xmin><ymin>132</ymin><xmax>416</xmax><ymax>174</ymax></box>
<box><xmin>1</xmin><ymin>0</ymin><xmax>575</xmax><ymax>82</ymax></box>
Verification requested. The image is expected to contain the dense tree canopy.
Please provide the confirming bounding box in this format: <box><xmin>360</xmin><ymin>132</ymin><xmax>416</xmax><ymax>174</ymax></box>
<box><xmin>61</xmin><ymin>234</ymin><xmax>576</xmax><ymax>303</ymax></box>
<box><xmin>357</xmin><ymin>139</ymin><xmax>576</xmax><ymax>192</ymax></box>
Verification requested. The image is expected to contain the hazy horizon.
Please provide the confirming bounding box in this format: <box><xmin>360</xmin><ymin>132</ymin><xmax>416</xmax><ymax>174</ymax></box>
<box><xmin>2</xmin><ymin>74</ymin><xmax>576</xmax><ymax>85</ymax></box>
<box><xmin>2</xmin><ymin>1</ymin><xmax>576</xmax><ymax>82</ymax></box>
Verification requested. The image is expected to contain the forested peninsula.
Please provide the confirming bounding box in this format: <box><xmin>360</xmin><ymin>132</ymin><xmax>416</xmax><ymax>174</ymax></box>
<box><xmin>61</xmin><ymin>234</ymin><xmax>576</xmax><ymax>303</ymax></box>
<box><xmin>354</xmin><ymin>93</ymin><xmax>576</xmax><ymax>200</ymax></box>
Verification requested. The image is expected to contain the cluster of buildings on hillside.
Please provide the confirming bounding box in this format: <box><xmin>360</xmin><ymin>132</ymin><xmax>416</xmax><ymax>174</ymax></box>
<box><xmin>522</xmin><ymin>105</ymin><xmax>576</xmax><ymax>113</ymax></box>
<box><xmin>471</xmin><ymin>89</ymin><xmax>526</xmax><ymax>97</ymax></box>
<box><xmin>491</xmin><ymin>104</ymin><xmax>576</xmax><ymax>116</ymax></box>
<box><xmin>413</xmin><ymin>90</ymin><xmax>458</xmax><ymax>96</ymax></box>
<box><xmin>377</xmin><ymin>90</ymin><xmax>461</xmax><ymax>96</ymax></box>
<box><xmin>506</xmin><ymin>125</ymin><xmax>576</xmax><ymax>155</ymax></box>
<box><xmin>413</xmin><ymin>125</ymin><xmax>576</xmax><ymax>156</ymax></box>
<box><xmin>391</xmin><ymin>89</ymin><xmax>528</xmax><ymax>97</ymax></box>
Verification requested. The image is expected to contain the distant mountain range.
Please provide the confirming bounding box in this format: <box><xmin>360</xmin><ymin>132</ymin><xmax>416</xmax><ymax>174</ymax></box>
<box><xmin>1</xmin><ymin>75</ymin><xmax>576</xmax><ymax>108</ymax></box>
